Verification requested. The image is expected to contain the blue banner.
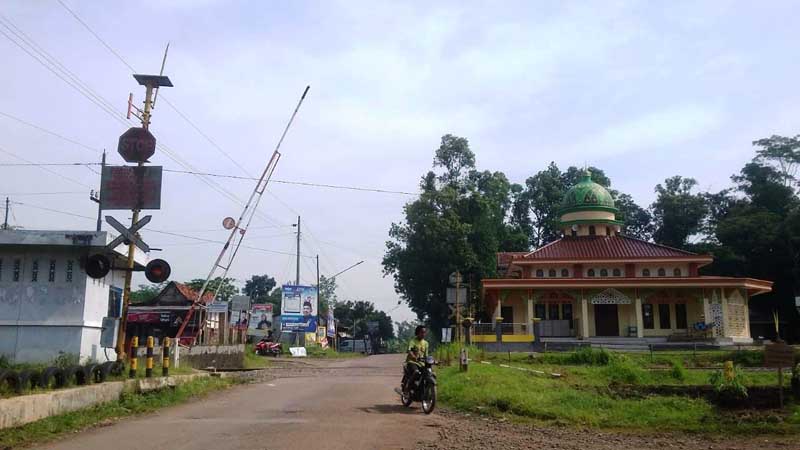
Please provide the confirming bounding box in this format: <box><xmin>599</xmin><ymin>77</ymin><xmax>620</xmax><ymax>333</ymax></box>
<box><xmin>280</xmin><ymin>285</ymin><xmax>318</xmax><ymax>332</ymax></box>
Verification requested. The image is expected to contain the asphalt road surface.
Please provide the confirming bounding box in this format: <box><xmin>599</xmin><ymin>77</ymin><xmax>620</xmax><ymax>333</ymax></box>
<box><xmin>35</xmin><ymin>354</ymin><xmax>443</xmax><ymax>450</ymax></box>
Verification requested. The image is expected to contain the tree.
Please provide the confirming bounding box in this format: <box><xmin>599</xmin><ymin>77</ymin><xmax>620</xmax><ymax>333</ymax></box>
<box><xmin>394</xmin><ymin>320</ymin><xmax>418</xmax><ymax>344</ymax></box>
<box><xmin>318</xmin><ymin>274</ymin><xmax>338</xmax><ymax>313</ymax></box>
<box><xmin>650</xmin><ymin>176</ymin><xmax>707</xmax><ymax>248</ymax></box>
<box><xmin>613</xmin><ymin>192</ymin><xmax>653</xmax><ymax>240</ymax></box>
<box><xmin>333</xmin><ymin>300</ymin><xmax>394</xmax><ymax>341</ymax></box>
<box><xmin>130</xmin><ymin>283</ymin><xmax>166</xmax><ymax>303</ymax></box>
<box><xmin>243</xmin><ymin>274</ymin><xmax>276</xmax><ymax>303</ymax></box>
<box><xmin>383</xmin><ymin>135</ymin><xmax>527</xmax><ymax>336</ymax></box>
<box><xmin>752</xmin><ymin>134</ymin><xmax>800</xmax><ymax>186</ymax></box>
<box><xmin>184</xmin><ymin>277</ymin><xmax>239</xmax><ymax>302</ymax></box>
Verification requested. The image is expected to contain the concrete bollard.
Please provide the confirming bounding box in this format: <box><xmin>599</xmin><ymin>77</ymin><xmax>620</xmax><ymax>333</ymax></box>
<box><xmin>146</xmin><ymin>336</ymin><xmax>154</xmax><ymax>378</ymax></box>
<box><xmin>162</xmin><ymin>337</ymin><xmax>171</xmax><ymax>377</ymax></box>
<box><xmin>129</xmin><ymin>336</ymin><xmax>139</xmax><ymax>379</ymax></box>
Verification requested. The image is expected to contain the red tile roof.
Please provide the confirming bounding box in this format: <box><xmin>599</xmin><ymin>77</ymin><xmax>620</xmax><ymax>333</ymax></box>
<box><xmin>174</xmin><ymin>282</ymin><xmax>215</xmax><ymax>304</ymax></box>
<box><xmin>511</xmin><ymin>235</ymin><xmax>704</xmax><ymax>261</ymax></box>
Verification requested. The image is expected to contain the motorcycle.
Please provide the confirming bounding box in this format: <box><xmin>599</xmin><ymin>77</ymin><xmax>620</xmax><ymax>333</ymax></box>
<box><xmin>398</xmin><ymin>355</ymin><xmax>437</xmax><ymax>414</ymax></box>
<box><xmin>255</xmin><ymin>339</ymin><xmax>282</xmax><ymax>357</ymax></box>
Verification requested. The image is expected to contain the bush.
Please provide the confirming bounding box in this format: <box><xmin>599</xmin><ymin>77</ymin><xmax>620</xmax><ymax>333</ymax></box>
<box><xmin>51</xmin><ymin>353</ymin><xmax>79</xmax><ymax>369</ymax></box>
<box><xmin>565</xmin><ymin>347</ymin><xmax>611</xmax><ymax>366</ymax></box>
<box><xmin>604</xmin><ymin>356</ymin><xmax>646</xmax><ymax>384</ymax></box>
<box><xmin>709</xmin><ymin>365</ymin><xmax>748</xmax><ymax>406</ymax></box>
<box><xmin>669</xmin><ymin>360</ymin><xmax>687</xmax><ymax>382</ymax></box>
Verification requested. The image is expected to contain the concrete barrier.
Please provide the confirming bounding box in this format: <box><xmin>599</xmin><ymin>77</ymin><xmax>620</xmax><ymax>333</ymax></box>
<box><xmin>0</xmin><ymin>373</ymin><xmax>210</xmax><ymax>430</ymax></box>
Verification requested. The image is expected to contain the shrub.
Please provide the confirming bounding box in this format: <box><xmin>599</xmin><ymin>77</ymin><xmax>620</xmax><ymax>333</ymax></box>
<box><xmin>604</xmin><ymin>357</ymin><xmax>646</xmax><ymax>384</ymax></box>
<box><xmin>669</xmin><ymin>360</ymin><xmax>687</xmax><ymax>382</ymax></box>
<box><xmin>0</xmin><ymin>354</ymin><xmax>10</xmax><ymax>369</ymax></box>
<box><xmin>51</xmin><ymin>352</ymin><xmax>79</xmax><ymax>369</ymax></box>
<box><xmin>709</xmin><ymin>365</ymin><xmax>748</xmax><ymax>406</ymax></box>
<box><xmin>565</xmin><ymin>347</ymin><xmax>611</xmax><ymax>366</ymax></box>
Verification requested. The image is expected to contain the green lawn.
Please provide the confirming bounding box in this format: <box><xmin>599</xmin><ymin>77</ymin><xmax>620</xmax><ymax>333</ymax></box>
<box><xmin>436</xmin><ymin>347</ymin><xmax>800</xmax><ymax>435</ymax></box>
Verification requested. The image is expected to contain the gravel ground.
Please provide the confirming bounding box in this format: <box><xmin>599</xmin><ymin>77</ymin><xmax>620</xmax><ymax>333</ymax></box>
<box><xmin>417</xmin><ymin>410</ymin><xmax>800</xmax><ymax>450</ymax></box>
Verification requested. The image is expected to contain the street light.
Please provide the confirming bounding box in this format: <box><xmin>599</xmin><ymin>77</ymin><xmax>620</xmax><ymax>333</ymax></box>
<box><xmin>330</xmin><ymin>260</ymin><xmax>364</xmax><ymax>280</ymax></box>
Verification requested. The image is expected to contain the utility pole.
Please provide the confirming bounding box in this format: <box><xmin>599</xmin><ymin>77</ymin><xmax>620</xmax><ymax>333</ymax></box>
<box><xmin>3</xmin><ymin>197</ymin><xmax>9</xmax><ymax>230</ymax></box>
<box><xmin>295</xmin><ymin>215</ymin><xmax>301</xmax><ymax>285</ymax></box>
<box><xmin>316</xmin><ymin>254</ymin><xmax>320</xmax><ymax>296</ymax></box>
<box><xmin>89</xmin><ymin>150</ymin><xmax>106</xmax><ymax>232</ymax></box>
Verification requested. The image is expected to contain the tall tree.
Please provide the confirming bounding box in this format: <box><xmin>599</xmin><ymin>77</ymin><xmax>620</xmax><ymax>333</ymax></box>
<box><xmin>184</xmin><ymin>277</ymin><xmax>239</xmax><ymax>302</ymax></box>
<box><xmin>383</xmin><ymin>135</ymin><xmax>527</xmax><ymax>335</ymax></box>
<box><xmin>752</xmin><ymin>134</ymin><xmax>800</xmax><ymax>187</ymax></box>
<box><xmin>650</xmin><ymin>176</ymin><xmax>707</xmax><ymax>248</ymax></box>
<box><xmin>612</xmin><ymin>192</ymin><xmax>653</xmax><ymax>240</ymax></box>
<box><xmin>333</xmin><ymin>300</ymin><xmax>394</xmax><ymax>341</ymax></box>
<box><xmin>130</xmin><ymin>283</ymin><xmax>166</xmax><ymax>304</ymax></box>
<box><xmin>243</xmin><ymin>274</ymin><xmax>277</xmax><ymax>304</ymax></box>
<box><xmin>318</xmin><ymin>274</ymin><xmax>338</xmax><ymax>313</ymax></box>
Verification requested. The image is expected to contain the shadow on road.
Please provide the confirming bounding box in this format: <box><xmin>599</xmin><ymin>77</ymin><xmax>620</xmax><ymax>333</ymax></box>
<box><xmin>357</xmin><ymin>403</ymin><xmax>420</xmax><ymax>415</ymax></box>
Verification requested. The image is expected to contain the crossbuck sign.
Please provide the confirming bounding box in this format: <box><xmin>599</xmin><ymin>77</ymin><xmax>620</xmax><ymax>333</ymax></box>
<box><xmin>105</xmin><ymin>215</ymin><xmax>152</xmax><ymax>253</ymax></box>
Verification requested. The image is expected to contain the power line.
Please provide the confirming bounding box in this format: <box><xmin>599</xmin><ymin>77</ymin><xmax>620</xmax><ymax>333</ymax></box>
<box><xmin>0</xmin><ymin>111</ymin><xmax>102</xmax><ymax>154</ymax></box>
<box><xmin>9</xmin><ymin>200</ymin><xmax>312</xmax><ymax>258</ymax></box>
<box><xmin>0</xmin><ymin>145</ymin><xmax>92</xmax><ymax>189</ymax></box>
<box><xmin>0</xmin><ymin>162</ymin><xmax>101</xmax><ymax>167</ymax></box>
<box><xmin>0</xmin><ymin>191</ymin><xmax>84</xmax><ymax>196</ymax></box>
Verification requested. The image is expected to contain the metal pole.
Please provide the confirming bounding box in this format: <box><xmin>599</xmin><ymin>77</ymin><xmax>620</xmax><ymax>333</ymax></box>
<box><xmin>455</xmin><ymin>272</ymin><xmax>461</xmax><ymax>344</ymax></box>
<box><xmin>96</xmin><ymin>150</ymin><xmax>106</xmax><ymax>232</ymax></box>
<box><xmin>116</xmin><ymin>84</ymin><xmax>153</xmax><ymax>361</ymax></box>
<box><xmin>2</xmin><ymin>197</ymin><xmax>8</xmax><ymax>230</ymax></box>
<box><xmin>295</xmin><ymin>215</ymin><xmax>301</xmax><ymax>285</ymax></box>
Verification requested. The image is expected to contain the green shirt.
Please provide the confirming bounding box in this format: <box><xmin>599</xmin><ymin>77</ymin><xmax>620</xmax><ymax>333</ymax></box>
<box><xmin>406</xmin><ymin>338</ymin><xmax>429</xmax><ymax>363</ymax></box>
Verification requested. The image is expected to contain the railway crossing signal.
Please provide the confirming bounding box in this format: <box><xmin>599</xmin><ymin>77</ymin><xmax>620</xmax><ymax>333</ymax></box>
<box><xmin>105</xmin><ymin>215</ymin><xmax>152</xmax><ymax>253</ymax></box>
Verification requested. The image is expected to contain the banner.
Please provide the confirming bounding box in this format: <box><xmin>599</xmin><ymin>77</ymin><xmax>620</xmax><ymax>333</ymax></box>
<box><xmin>248</xmin><ymin>304</ymin><xmax>273</xmax><ymax>337</ymax></box>
<box><xmin>281</xmin><ymin>285</ymin><xmax>318</xmax><ymax>332</ymax></box>
<box><xmin>326</xmin><ymin>309</ymin><xmax>336</xmax><ymax>338</ymax></box>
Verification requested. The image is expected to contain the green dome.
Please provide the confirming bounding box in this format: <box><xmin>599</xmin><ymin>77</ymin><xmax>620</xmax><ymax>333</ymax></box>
<box><xmin>558</xmin><ymin>171</ymin><xmax>618</xmax><ymax>216</ymax></box>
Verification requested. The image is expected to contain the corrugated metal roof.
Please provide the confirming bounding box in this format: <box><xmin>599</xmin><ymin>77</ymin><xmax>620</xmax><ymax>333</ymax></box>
<box><xmin>517</xmin><ymin>235</ymin><xmax>699</xmax><ymax>260</ymax></box>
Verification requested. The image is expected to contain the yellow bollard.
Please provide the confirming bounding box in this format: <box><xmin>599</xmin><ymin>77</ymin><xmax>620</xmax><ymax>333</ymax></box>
<box><xmin>162</xmin><ymin>337</ymin><xmax>171</xmax><ymax>377</ymax></box>
<box><xmin>129</xmin><ymin>336</ymin><xmax>139</xmax><ymax>378</ymax></box>
<box><xmin>146</xmin><ymin>336</ymin><xmax>154</xmax><ymax>378</ymax></box>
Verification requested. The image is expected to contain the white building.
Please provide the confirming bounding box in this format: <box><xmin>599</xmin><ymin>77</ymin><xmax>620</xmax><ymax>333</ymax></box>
<box><xmin>0</xmin><ymin>230</ymin><xmax>146</xmax><ymax>363</ymax></box>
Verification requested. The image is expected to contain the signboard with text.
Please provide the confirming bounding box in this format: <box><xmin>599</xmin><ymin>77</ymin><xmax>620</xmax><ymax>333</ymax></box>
<box><xmin>100</xmin><ymin>165</ymin><xmax>163</xmax><ymax>210</ymax></box>
<box><xmin>248</xmin><ymin>304</ymin><xmax>273</xmax><ymax>337</ymax></box>
<box><xmin>280</xmin><ymin>285</ymin><xmax>318</xmax><ymax>332</ymax></box>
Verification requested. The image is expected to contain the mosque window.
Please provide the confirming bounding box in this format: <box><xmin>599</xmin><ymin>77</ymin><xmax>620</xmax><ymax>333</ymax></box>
<box><xmin>673</xmin><ymin>268</ymin><xmax>682</xmax><ymax>277</ymax></box>
<box><xmin>600</xmin><ymin>268</ymin><xmax>608</xmax><ymax>277</ymax></box>
<box><xmin>571</xmin><ymin>229</ymin><xmax>577</xmax><ymax>237</ymax></box>
<box><xmin>588</xmin><ymin>226</ymin><xmax>596</xmax><ymax>236</ymax></box>
<box><xmin>536</xmin><ymin>269</ymin><xmax>544</xmax><ymax>278</ymax></box>
<box><xmin>548</xmin><ymin>269</ymin><xmax>556</xmax><ymax>277</ymax></box>
<box><xmin>587</xmin><ymin>269</ymin><xmax>596</xmax><ymax>277</ymax></box>
<box><xmin>642</xmin><ymin>269</ymin><xmax>651</xmax><ymax>277</ymax></box>
<box><xmin>612</xmin><ymin>268</ymin><xmax>621</xmax><ymax>277</ymax></box>
<box><xmin>657</xmin><ymin>268</ymin><xmax>666</xmax><ymax>277</ymax></box>
<box><xmin>561</xmin><ymin>268</ymin><xmax>569</xmax><ymax>277</ymax></box>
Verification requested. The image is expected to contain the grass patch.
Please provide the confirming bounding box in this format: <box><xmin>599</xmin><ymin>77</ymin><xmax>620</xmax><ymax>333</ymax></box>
<box><xmin>438</xmin><ymin>364</ymin><xmax>799</xmax><ymax>434</ymax></box>
<box><xmin>304</xmin><ymin>346</ymin><xmax>363</xmax><ymax>359</ymax></box>
<box><xmin>0</xmin><ymin>376</ymin><xmax>233</xmax><ymax>449</ymax></box>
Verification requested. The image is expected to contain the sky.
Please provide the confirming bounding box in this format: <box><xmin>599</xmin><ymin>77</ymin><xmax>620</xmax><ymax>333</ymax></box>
<box><xmin>1</xmin><ymin>1</ymin><xmax>799</xmax><ymax>324</ymax></box>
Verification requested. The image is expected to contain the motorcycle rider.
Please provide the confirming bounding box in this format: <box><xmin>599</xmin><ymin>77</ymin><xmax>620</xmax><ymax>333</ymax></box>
<box><xmin>402</xmin><ymin>325</ymin><xmax>429</xmax><ymax>393</ymax></box>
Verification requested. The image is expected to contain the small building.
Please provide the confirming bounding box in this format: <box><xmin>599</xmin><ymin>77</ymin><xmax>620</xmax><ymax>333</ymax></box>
<box><xmin>127</xmin><ymin>281</ymin><xmax>213</xmax><ymax>346</ymax></box>
<box><xmin>477</xmin><ymin>171</ymin><xmax>773</xmax><ymax>349</ymax></box>
<box><xmin>0</xmin><ymin>230</ymin><xmax>145</xmax><ymax>363</ymax></box>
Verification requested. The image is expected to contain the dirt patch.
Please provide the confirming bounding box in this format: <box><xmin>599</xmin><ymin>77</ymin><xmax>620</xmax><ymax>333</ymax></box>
<box><xmin>417</xmin><ymin>409</ymin><xmax>800</xmax><ymax>450</ymax></box>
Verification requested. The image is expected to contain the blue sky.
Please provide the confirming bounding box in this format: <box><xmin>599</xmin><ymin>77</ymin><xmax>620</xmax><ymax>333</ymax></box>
<box><xmin>2</xmin><ymin>1</ymin><xmax>799</xmax><ymax>323</ymax></box>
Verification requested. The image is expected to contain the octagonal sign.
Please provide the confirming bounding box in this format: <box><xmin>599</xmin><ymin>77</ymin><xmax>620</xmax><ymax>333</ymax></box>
<box><xmin>118</xmin><ymin>127</ymin><xmax>156</xmax><ymax>163</ymax></box>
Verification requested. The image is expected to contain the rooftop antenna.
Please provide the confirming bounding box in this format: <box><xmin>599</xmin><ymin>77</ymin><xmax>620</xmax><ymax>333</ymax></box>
<box><xmin>152</xmin><ymin>42</ymin><xmax>169</xmax><ymax>108</ymax></box>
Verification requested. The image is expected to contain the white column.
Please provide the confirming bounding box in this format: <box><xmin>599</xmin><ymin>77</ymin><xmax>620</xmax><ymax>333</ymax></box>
<box><xmin>581</xmin><ymin>295</ymin><xmax>590</xmax><ymax>339</ymax></box>
<box><xmin>527</xmin><ymin>295</ymin><xmax>534</xmax><ymax>335</ymax></box>
<box><xmin>720</xmin><ymin>288</ymin><xmax>729</xmax><ymax>338</ymax></box>
<box><xmin>634</xmin><ymin>294</ymin><xmax>644</xmax><ymax>338</ymax></box>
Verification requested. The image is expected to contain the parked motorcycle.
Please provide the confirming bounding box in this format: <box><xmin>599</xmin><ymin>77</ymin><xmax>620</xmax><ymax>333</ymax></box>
<box><xmin>398</xmin><ymin>355</ymin><xmax>437</xmax><ymax>414</ymax></box>
<box><xmin>255</xmin><ymin>339</ymin><xmax>282</xmax><ymax>357</ymax></box>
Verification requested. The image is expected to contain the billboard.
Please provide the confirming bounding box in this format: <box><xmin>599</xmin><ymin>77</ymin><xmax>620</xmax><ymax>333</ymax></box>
<box><xmin>281</xmin><ymin>285</ymin><xmax>318</xmax><ymax>332</ymax></box>
<box><xmin>326</xmin><ymin>309</ymin><xmax>336</xmax><ymax>338</ymax></box>
<box><xmin>248</xmin><ymin>304</ymin><xmax>273</xmax><ymax>337</ymax></box>
<box><xmin>100</xmin><ymin>165</ymin><xmax>162</xmax><ymax>210</ymax></box>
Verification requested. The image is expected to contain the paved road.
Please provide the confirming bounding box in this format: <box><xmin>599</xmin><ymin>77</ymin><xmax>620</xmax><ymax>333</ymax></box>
<box><xmin>36</xmin><ymin>354</ymin><xmax>443</xmax><ymax>450</ymax></box>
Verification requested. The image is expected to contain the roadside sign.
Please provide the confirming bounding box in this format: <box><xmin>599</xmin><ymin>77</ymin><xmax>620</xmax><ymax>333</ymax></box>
<box><xmin>449</xmin><ymin>271</ymin><xmax>463</xmax><ymax>286</ymax></box>
<box><xmin>765</xmin><ymin>342</ymin><xmax>795</xmax><ymax>368</ymax></box>
<box><xmin>446</xmin><ymin>288</ymin><xmax>468</xmax><ymax>304</ymax></box>
<box><xmin>105</xmin><ymin>215</ymin><xmax>151</xmax><ymax>253</ymax></box>
<box><xmin>118</xmin><ymin>127</ymin><xmax>156</xmax><ymax>162</ymax></box>
<box><xmin>207</xmin><ymin>301</ymin><xmax>228</xmax><ymax>314</ymax></box>
<box><xmin>223</xmin><ymin>217</ymin><xmax>236</xmax><ymax>230</ymax></box>
<box><xmin>100</xmin><ymin>165</ymin><xmax>163</xmax><ymax>210</ymax></box>
<box><xmin>231</xmin><ymin>295</ymin><xmax>250</xmax><ymax>312</ymax></box>
<box><xmin>441</xmin><ymin>327</ymin><xmax>452</xmax><ymax>343</ymax></box>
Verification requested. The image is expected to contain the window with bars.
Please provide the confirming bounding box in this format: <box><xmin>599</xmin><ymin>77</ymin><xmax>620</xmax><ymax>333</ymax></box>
<box><xmin>642</xmin><ymin>268</ymin><xmax>651</xmax><ymax>277</ymax></box>
<box><xmin>13</xmin><ymin>259</ymin><xmax>21</xmax><ymax>282</ymax></box>
<box><xmin>66</xmin><ymin>260</ymin><xmax>73</xmax><ymax>282</ymax></box>
<box><xmin>600</xmin><ymin>268</ymin><xmax>608</xmax><ymax>277</ymax></box>
<box><xmin>642</xmin><ymin>304</ymin><xmax>654</xmax><ymax>329</ymax></box>
<box><xmin>658</xmin><ymin>303</ymin><xmax>671</xmax><ymax>329</ymax></box>
<box><xmin>535</xmin><ymin>269</ymin><xmax>544</xmax><ymax>278</ymax></box>
<box><xmin>561</xmin><ymin>268</ymin><xmax>569</xmax><ymax>277</ymax></box>
<box><xmin>548</xmin><ymin>269</ymin><xmax>556</xmax><ymax>277</ymax></box>
<box><xmin>31</xmin><ymin>260</ymin><xmax>39</xmax><ymax>282</ymax></box>
<box><xmin>612</xmin><ymin>268</ymin><xmax>621</xmax><ymax>277</ymax></box>
<box><xmin>587</xmin><ymin>269</ymin><xmax>596</xmax><ymax>277</ymax></box>
<box><xmin>675</xmin><ymin>303</ymin><xmax>688</xmax><ymax>329</ymax></box>
<box><xmin>49</xmin><ymin>260</ymin><xmax>56</xmax><ymax>282</ymax></box>
<box><xmin>657</xmin><ymin>268</ymin><xmax>666</xmax><ymax>277</ymax></box>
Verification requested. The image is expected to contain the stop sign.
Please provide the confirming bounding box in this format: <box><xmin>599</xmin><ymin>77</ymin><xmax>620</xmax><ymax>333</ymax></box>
<box><xmin>118</xmin><ymin>127</ymin><xmax>156</xmax><ymax>163</ymax></box>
